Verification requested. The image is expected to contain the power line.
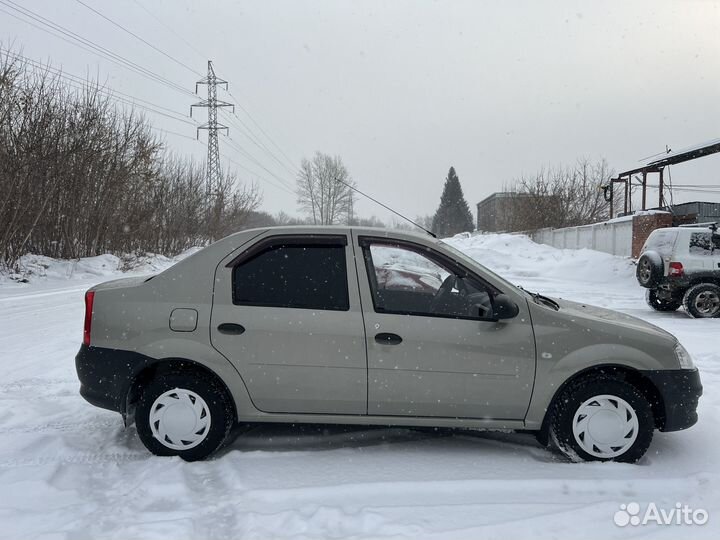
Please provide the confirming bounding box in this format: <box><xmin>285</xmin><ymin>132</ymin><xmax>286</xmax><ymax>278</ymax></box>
<box><xmin>2</xmin><ymin>49</ymin><xmax>197</xmax><ymax>127</ymax></box>
<box><xmin>0</xmin><ymin>0</ymin><xmax>195</xmax><ymax>98</ymax></box>
<box><xmin>226</xmin><ymin>88</ymin><xmax>299</xmax><ymax>171</ymax></box>
<box><xmin>6</xmin><ymin>0</ymin><xmax>304</xmax><ymax>206</ymax></box>
<box><xmin>152</xmin><ymin>127</ymin><xmax>202</xmax><ymax>142</ymax></box>
<box><xmin>129</xmin><ymin>0</ymin><xmax>208</xmax><ymax>64</ymax></box>
<box><xmin>61</xmin><ymin>1</ymin><xmax>301</xmax><ymax>192</ymax></box>
<box><xmin>222</xmin><ymin>135</ymin><xmax>297</xmax><ymax>191</ymax></box>
<box><xmin>73</xmin><ymin>0</ymin><xmax>202</xmax><ymax>77</ymax></box>
<box><xmin>223</xmin><ymin>154</ymin><xmax>297</xmax><ymax>197</ymax></box>
<box><xmin>219</xmin><ymin>108</ymin><xmax>298</xmax><ymax>177</ymax></box>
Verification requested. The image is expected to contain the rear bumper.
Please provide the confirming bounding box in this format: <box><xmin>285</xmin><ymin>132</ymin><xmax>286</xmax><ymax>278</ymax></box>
<box><xmin>75</xmin><ymin>344</ymin><xmax>149</xmax><ymax>414</ymax></box>
<box><xmin>643</xmin><ymin>368</ymin><xmax>702</xmax><ymax>432</ymax></box>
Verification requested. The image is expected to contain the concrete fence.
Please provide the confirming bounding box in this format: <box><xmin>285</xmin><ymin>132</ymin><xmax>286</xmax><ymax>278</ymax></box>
<box><xmin>529</xmin><ymin>213</ymin><xmax>672</xmax><ymax>258</ymax></box>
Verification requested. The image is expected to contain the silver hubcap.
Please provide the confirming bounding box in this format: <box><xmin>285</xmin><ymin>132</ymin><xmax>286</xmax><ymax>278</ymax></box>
<box><xmin>572</xmin><ymin>394</ymin><xmax>639</xmax><ymax>458</ymax></box>
<box><xmin>150</xmin><ymin>388</ymin><xmax>211</xmax><ymax>450</ymax></box>
<box><xmin>639</xmin><ymin>261</ymin><xmax>651</xmax><ymax>282</ymax></box>
<box><xmin>694</xmin><ymin>291</ymin><xmax>720</xmax><ymax>315</ymax></box>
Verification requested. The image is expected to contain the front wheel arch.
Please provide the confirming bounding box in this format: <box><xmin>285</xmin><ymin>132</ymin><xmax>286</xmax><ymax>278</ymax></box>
<box><xmin>536</xmin><ymin>365</ymin><xmax>664</xmax><ymax>446</ymax></box>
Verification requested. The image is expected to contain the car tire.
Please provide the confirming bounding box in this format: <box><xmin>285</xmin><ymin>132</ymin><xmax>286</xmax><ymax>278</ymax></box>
<box><xmin>645</xmin><ymin>289</ymin><xmax>681</xmax><ymax>312</ymax></box>
<box><xmin>636</xmin><ymin>252</ymin><xmax>663</xmax><ymax>288</ymax></box>
<box><xmin>548</xmin><ymin>374</ymin><xmax>654</xmax><ymax>463</ymax></box>
<box><xmin>683</xmin><ymin>283</ymin><xmax>720</xmax><ymax>318</ymax></box>
<box><xmin>135</xmin><ymin>370</ymin><xmax>236</xmax><ymax>461</ymax></box>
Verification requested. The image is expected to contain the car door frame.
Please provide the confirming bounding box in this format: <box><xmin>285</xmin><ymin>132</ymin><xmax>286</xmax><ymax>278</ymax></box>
<box><xmin>209</xmin><ymin>230</ymin><xmax>369</xmax><ymax>415</ymax></box>
<box><xmin>351</xmin><ymin>231</ymin><xmax>537</xmax><ymax>420</ymax></box>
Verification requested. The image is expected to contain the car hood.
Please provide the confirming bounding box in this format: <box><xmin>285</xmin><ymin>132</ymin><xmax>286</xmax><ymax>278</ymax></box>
<box><xmin>551</xmin><ymin>297</ymin><xmax>676</xmax><ymax>341</ymax></box>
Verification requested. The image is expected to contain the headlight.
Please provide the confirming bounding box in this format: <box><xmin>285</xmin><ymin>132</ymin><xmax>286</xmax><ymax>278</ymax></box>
<box><xmin>674</xmin><ymin>341</ymin><xmax>694</xmax><ymax>369</ymax></box>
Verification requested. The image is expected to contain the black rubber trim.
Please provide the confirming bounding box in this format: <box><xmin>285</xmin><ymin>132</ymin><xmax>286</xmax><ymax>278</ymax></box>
<box><xmin>224</xmin><ymin>233</ymin><xmax>348</xmax><ymax>268</ymax></box>
<box><xmin>641</xmin><ymin>368</ymin><xmax>702</xmax><ymax>432</ymax></box>
<box><xmin>75</xmin><ymin>344</ymin><xmax>150</xmax><ymax>413</ymax></box>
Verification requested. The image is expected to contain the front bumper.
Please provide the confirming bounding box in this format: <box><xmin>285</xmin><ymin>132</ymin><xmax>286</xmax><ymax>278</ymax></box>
<box><xmin>643</xmin><ymin>368</ymin><xmax>702</xmax><ymax>432</ymax></box>
<box><xmin>75</xmin><ymin>344</ymin><xmax>149</xmax><ymax>414</ymax></box>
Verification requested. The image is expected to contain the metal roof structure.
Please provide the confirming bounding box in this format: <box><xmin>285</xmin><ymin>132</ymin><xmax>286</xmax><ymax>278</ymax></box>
<box><xmin>616</xmin><ymin>137</ymin><xmax>720</xmax><ymax>177</ymax></box>
<box><xmin>606</xmin><ymin>137</ymin><xmax>720</xmax><ymax>218</ymax></box>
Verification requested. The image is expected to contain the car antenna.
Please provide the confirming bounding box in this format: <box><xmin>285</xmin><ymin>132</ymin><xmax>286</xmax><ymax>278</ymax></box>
<box><xmin>336</xmin><ymin>179</ymin><xmax>437</xmax><ymax>238</ymax></box>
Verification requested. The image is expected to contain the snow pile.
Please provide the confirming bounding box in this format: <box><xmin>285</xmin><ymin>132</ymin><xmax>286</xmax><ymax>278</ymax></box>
<box><xmin>444</xmin><ymin>232</ymin><xmax>635</xmax><ymax>284</ymax></box>
<box><xmin>1</xmin><ymin>248</ymin><xmax>199</xmax><ymax>287</ymax></box>
<box><xmin>5</xmin><ymin>253</ymin><xmax>123</xmax><ymax>283</ymax></box>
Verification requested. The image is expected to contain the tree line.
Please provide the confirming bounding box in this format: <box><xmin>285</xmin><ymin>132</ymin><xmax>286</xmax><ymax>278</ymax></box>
<box><xmin>0</xmin><ymin>50</ymin><xmax>259</xmax><ymax>269</ymax></box>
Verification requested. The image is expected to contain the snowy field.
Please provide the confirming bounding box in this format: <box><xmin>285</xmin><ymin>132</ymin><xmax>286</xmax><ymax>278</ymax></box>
<box><xmin>1</xmin><ymin>234</ymin><xmax>718</xmax><ymax>539</ymax></box>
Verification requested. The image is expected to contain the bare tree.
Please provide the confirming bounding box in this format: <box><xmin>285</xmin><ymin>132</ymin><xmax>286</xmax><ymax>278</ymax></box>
<box><xmin>297</xmin><ymin>152</ymin><xmax>356</xmax><ymax>225</ymax></box>
<box><xmin>0</xmin><ymin>47</ymin><xmax>260</xmax><ymax>269</ymax></box>
<box><xmin>504</xmin><ymin>158</ymin><xmax>612</xmax><ymax>232</ymax></box>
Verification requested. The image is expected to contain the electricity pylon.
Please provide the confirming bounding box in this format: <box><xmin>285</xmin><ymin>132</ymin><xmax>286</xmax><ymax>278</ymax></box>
<box><xmin>191</xmin><ymin>60</ymin><xmax>234</xmax><ymax>207</ymax></box>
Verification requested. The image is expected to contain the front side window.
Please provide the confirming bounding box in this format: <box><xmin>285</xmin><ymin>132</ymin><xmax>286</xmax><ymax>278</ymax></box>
<box><xmin>233</xmin><ymin>243</ymin><xmax>349</xmax><ymax>310</ymax></box>
<box><xmin>362</xmin><ymin>241</ymin><xmax>495</xmax><ymax>319</ymax></box>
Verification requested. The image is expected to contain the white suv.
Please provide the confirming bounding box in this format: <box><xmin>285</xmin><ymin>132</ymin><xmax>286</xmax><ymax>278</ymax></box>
<box><xmin>637</xmin><ymin>225</ymin><xmax>720</xmax><ymax>318</ymax></box>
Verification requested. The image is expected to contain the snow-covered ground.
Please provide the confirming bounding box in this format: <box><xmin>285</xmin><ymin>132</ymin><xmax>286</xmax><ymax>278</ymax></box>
<box><xmin>1</xmin><ymin>234</ymin><xmax>718</xmax><ymax>539</ymax></box>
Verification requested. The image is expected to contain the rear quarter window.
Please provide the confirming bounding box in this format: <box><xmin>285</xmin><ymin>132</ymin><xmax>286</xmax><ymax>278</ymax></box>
<box><xmin>643</xmin><ymin>230</ymin><xmax>677</xmax><ymax>256</ymax></box>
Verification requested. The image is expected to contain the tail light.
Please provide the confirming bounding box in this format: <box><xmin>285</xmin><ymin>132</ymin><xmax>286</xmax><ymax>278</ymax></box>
<box><xmin>669</xmin><ymin>262</ymin><xmax>684</xmax><ymax>277</ymax></box>
<box><xmin>83</xmin><ymin>290</ymin><xmax>95</xmax><ymax>346</ymax></box>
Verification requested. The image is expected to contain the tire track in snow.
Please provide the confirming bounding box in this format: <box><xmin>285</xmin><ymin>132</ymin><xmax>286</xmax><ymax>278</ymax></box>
<box><xmin>0</xmin><ymin>286</ymin><xmax>88</xmax><ymax>303</ymax></box>
<box><xmin>0</xmin><ymin>418</ymin><xmax>118</xmax><ymax>435</ymax></box>
<box><xmin>0</xmin><ymin>451</ymin><xmax>148</xmax><ymax>469</ymax></box>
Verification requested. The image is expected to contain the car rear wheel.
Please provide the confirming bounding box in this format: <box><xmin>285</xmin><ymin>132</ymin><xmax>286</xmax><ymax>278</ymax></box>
<box><xmin>645</xmin><ymin>289</ymin><xmax>681</xmax><ymax>312</ymax></box>
<box><xmin>683</xmin><ymin>283</ymin><xmax>720</xmax><ymax>318</ymax></box>
<box><xmin>135</xmin><ymin>371</ymin><xmax>235</xmax><ymax>461</ymax></box>
<box><xmin>636</xmin><ymin>253</ymin><xmax>663</xmax><ymax>288</ymax></box>
<box><xmin>548</xmin><ymin>375</ymin><xmax>654</xmax><ymax>463</ymax></box>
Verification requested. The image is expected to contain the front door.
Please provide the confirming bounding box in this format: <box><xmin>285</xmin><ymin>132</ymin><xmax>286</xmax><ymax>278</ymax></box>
<box><xmin>210</xmin><ymin>233</ymin><xmax>367</xmax><ymax>415</ymax></box>
<box><xmin>355</xmin><ymin>235</ymin><xmax>536</xmax><ymax>420</ymax></box>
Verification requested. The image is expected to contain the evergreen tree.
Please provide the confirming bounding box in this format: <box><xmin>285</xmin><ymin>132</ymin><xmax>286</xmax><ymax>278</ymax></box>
<box><xmin>431</xmin><ymin>167</ymin><xmax>474</xmax><ymax>237</ymax></box>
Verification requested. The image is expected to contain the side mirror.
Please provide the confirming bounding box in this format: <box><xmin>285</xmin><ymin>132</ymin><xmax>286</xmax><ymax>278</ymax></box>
<box><xmin>491</xmin><ymin>294</ymin><xmax>519</xmax><ymax>320</ymax></box>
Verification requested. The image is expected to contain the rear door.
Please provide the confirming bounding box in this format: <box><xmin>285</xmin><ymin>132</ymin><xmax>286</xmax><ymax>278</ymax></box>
<box><xmin>210</xmin><ymin>232</ymin><xmax>367</xmax><ymax>415</ymax></box>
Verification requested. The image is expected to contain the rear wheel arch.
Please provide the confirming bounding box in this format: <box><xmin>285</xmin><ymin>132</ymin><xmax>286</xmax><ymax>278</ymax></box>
<box><xmin>126</xmin><ymin>358</ymin><xmax>238</xmax><ymax>423</ymax></box>
<box><xmin>536</xmin><ymin>364</ymin><xmax>665</xmax><ymax>445</ymax></box>
<box><xmin>687</xmin><ymin>276</ymin><xmax>720</xmax><ymax>288</ymax></box>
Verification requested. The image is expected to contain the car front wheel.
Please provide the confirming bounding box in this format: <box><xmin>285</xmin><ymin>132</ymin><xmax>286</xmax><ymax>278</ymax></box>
<box><xmin>135</xmin><ymin>370</ymin><xmax>236</xmax><ymax>461</ymax></box>
<box><xmin>548</xmin><ymin>375</ymin><xmax>654</xmax><ymax>463</ymax></box>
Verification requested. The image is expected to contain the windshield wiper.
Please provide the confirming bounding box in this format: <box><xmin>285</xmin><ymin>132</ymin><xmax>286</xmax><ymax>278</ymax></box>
<box><xmin>518</xmin><ymin>286</ymin><xmax>559</xmax><ymax>311</ymax></box>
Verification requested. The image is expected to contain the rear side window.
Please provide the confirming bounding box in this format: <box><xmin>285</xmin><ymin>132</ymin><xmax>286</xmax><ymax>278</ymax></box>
<box><xmin>643</xmin><ymin>230</ymin><xmax>676</xmax><ymax>256</ymax></box>
<box><xmin>689</xmin><ymin>232</ymin><xmax>720</xmax><ymax>256</ymax></box>
<box><xmin>233</xmin><ymin>243</ymin><xmax>349</xmax><ymax>310</ymax></box>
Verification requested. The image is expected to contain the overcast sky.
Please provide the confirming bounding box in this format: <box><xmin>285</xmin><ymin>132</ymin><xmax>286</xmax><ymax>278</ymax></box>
<box><xmin>3</xmin><ymin>0</ymin><xmax>720</xmax><ymax>222</ymax></box>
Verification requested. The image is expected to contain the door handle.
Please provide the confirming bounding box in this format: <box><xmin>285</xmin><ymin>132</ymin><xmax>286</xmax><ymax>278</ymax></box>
<box><xmin>217</xmin><ymin>323</ymin><xmax>245</xmax><ymax>335</ymax></box>
<box><xmin>375</xmin><ymin>332</ymin><xmax>402</xmax><ymax>345</ymax></box>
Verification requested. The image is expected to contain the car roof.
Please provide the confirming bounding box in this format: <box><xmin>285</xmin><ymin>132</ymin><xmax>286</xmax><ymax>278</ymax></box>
<box><xmin>229</xmin><ymin>224</ymin><xmax>438</xmax><ymax>243</ymax></box>
<box><xmin>650</xmin><ymin>226</ymin><xmax>713</xmax><ymax>234</ymax></box>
